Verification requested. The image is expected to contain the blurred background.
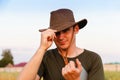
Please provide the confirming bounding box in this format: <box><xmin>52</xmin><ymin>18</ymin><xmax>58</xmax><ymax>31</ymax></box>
<box><xmin>0</xmin><ymin>0</ymin><xmax>120</xmax><ymax>80</ymax></box>
<box><xmin>0</xmin><ymin>0</ymin><xmax>120</xmax><ymax>64</ymax></box>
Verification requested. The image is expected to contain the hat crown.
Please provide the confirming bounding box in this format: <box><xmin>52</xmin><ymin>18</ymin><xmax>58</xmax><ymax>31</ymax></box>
<box><xmin>39</xmin><ymin>8</ymin><xmax>87</xmax><ymax>32</ymax></box>
<box><xmin>50</xmin><ymin>9</ymin><xmax>75</xmax><ymax>30</ymax></box>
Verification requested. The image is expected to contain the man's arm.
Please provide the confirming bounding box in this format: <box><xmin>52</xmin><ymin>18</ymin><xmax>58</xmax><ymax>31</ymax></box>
<box><xmin>17</xmin><ymin>29</ymin><xmax>56</xmax><ymax>80</ymax></box>
<box><xmin>17</xmin><ymin>47</ymin><xmax>46</xmax><ymax>80</ymax></box>
<box><xmin>35</xmin><ymin>75</ymin><xmax>40</xmax><ymax>80</ymax></box>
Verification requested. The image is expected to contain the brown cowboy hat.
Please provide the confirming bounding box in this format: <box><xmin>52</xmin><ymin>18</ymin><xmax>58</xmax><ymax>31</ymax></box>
<box><xmin>39</xmin><ymin>8</ymin><xmax>87</xmax><ymax>32</ymax></box>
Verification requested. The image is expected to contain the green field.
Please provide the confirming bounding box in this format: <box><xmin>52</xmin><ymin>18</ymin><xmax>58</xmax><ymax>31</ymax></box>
<box><xmin>105</xmin><ymin>71</ymin><xmax>120</xmax><ymax>80</ymax></box>
<box><xmin>0</xmin><ymin>71</ymin><xmax>20</xmax><ymax>80</ymax></box>
<box><xmin>0</xmin><ymin>71</ymin><xmax>120</xmax><ymax>80</ymax></box>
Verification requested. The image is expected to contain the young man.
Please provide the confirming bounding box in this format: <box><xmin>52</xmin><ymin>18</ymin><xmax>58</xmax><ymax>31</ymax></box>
<box><xmin>18</xmin><ymin>8</ymin><xmax>104</xmax><ymax>80</ymax></box>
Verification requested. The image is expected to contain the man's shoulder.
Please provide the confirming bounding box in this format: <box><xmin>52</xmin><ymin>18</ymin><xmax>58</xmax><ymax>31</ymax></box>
<box><xmin>42</xmin><ymin>48</ymin><xmax>61</xmax><ymax>63</ymax></box>
<box><xmin>43</xmin><ymin>48</ymin><xmax>57</xmax><ymax>58</ymax></box>
<box><xmin>84</xmin><ymin>49</ymin><xmax>102</xmax><ymax>59</ymax></box>
<box><xmin>81</xmin><ymin>49</ymin><xmax>103</xmax><ymax>72</ymax></box>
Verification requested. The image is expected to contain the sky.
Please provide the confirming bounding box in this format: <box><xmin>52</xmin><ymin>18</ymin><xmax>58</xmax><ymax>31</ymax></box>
<box><xmin>0</xmin><ymin>0</ymin><xmax>120</xmax><ymax>64</ymax></box>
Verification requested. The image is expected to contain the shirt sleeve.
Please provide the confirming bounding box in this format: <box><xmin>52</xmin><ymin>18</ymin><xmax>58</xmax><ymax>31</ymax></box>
<box><xmin>88</xmin><ymin>54</ymin><xmax>105</xmax><ymax>80</ymax></box>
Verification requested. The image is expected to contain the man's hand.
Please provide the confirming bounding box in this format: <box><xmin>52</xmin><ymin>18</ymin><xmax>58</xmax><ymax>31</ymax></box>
<box><xmin>62</xmin><ymin>59</ymin><xmax>82</xmax><ymax>80</ymax></box>
<box><xmin>40</xmin><ymin>29</ymin><xmax>57</xmax><ymax>50</ymax></box>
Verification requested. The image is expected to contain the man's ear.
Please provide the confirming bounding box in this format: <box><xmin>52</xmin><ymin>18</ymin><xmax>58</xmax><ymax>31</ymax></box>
<box><xmin>74</xmin><ymin>25</ymin><xmax>79</xmax><ymax>34</ymax></box>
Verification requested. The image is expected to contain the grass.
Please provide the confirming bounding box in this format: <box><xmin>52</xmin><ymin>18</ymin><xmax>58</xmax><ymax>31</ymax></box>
<box><xmin>0</xmin><ymin>71</ymin><xmax>20</xmax><ymax>80</ymax></box>
<box><xmin>0</xmin><ymin>70</ymin><xmax>120</xmax><ymax>80</ymax></box>
<box><xmin>105</xmin><ymin>71</ymin><xmax>120</xmax><ymax>80</ymax></box>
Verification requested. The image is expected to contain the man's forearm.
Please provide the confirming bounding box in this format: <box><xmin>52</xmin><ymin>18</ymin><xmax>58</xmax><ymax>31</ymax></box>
<box><xmin>17</xmin><ymin>47</ymin><xmax>46</xmax><ymax>80</ymax></box>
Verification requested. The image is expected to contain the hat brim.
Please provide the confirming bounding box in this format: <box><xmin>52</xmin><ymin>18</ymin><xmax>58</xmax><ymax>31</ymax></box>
<box><xmin>39</xmin><ymin>19</ymin><xmax>87</xmax><ymax>32</ymax></box>
<box><xmin>77</xmin><ymin>19</ymin><xmax>87</xmax><ymax>29</ymax></box>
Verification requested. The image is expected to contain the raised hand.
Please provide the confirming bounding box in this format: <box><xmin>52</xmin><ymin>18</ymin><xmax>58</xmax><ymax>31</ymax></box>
<box><xmin>40</xmin><ymin>29</ymin><xmax>57</xmax><ymax>50</ymax></box>
<box><xmin>62</xmin><ymin>59</ymin><xmax>82</xmax><ymax>80</ymax></box>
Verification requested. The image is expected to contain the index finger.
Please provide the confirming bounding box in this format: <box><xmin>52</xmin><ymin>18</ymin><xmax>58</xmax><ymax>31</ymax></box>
<box><xmin>76</xmin><ymin>59</ymin><xmax>82</xmax><ymax>70</ymax></box>
<box><xmin>69</xmin><ymin>61</ymin><xmax>76</xmax><ymax>69</ymax></box>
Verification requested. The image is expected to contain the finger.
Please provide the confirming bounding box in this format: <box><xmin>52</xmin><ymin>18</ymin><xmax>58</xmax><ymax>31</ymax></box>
<box><xmin>65</xmin><ymin>63</ymin><xmax>71</xmax><ymax>73</ymax></box>
<box><xmin>53</xmin><ymin>29</ymin><xmax>57</xmax><ymax>32</ymax></box>
<box><xmin>62</xmin><ymin>67</ymin><xmax>69</xmax><ymax>79</ymax></box>
<box><xmin>48</xmin><ymin>29</ymin><xmax>57</xmax><ymax>33</ymax></box>
<box><xmin>46</xmin><ymin>30</ymin><xmax>56</xmax><ymax>41</ymax></box>
<box><xmin>75</xmin><ymin>59</ymin><xmax>82</xmax><ymax>70</ymax></box>
<box><xmin>69</xmin><ymin>61</ymin><xmax>76</xmax><ymax>70</ymax></box>
<box><xmin>51</xmin><ymin>29</ymin><xmax>57</xmax><ymax>39</ymax></box>
<box><xmin>62</xmin><ymin>67</ymin><xmax>72</xmax><ymax>80</ymax></box>
<box><xmin>47</xmin><ymin>36</ymin><xmax>53</xmax><ymax>41</ymax></box>
<box><xmin>62</xmin><ymin>67</ymin><xmax>66</xmax><ymax>75</ymax></box>
<box><xmin>47</xmin><ymin>34</ymin><xmax>53</xmax><ymax>41</ymax></box>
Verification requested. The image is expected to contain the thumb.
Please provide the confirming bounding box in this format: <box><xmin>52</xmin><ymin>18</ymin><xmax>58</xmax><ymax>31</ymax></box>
<box><xmin>76</xmin><ymin>58</ymin><xmax>82</xmax><ymax>70</ymax></box>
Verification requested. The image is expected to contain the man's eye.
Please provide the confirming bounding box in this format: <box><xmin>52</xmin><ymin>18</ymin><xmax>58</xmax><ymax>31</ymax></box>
<box><xmin>55</xmin><ymin>32</ymin><xmax>60</xmax><ymax>36</ymax></box>
<box><xmin>55</xmin><ymin>28</ymin><xmax>70</xmax><ymax>36</ymax></box>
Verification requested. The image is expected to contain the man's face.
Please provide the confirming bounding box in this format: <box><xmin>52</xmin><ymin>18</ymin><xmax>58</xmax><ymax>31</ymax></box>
<box><xmin>54</xmin><ymin>25</ymin><xmax>79</xmax><ymax>50</ymax></box>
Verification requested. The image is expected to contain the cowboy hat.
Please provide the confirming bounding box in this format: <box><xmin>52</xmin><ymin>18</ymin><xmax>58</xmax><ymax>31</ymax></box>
<box><xmin>39</xmin><ymin>8</ymin><xmax>87</xmax><ymax>32</ymax></box>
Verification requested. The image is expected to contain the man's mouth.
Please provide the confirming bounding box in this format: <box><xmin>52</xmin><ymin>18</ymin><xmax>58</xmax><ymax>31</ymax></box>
<box><xmin>59</xmin><ymin>41</ymin><xmax>66</xmax><ymax>45</ymax></box>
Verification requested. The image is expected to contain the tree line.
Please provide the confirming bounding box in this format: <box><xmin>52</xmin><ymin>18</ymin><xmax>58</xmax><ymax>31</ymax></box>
<box><xmin>0</xmin><ymin>49</ymin><xmax>14</xmax><ymax>67</ymax></box>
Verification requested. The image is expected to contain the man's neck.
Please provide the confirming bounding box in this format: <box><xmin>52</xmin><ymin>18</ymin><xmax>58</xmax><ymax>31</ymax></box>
<box><xmin>58</xmin><ymin>46</ymin><xmax>83</xmax><ymax>58</ymax></box>
<box><xmin>66</xmin><ymin>47</ymin><xmax>84</xmax><ymax>58</ymax></box>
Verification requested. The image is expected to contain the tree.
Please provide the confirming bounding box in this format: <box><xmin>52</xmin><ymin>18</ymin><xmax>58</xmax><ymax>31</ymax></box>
<box><xmin>0</xmin><ymin>49</ymin><xmax>14</xmax><ymax>67</ymax></box>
